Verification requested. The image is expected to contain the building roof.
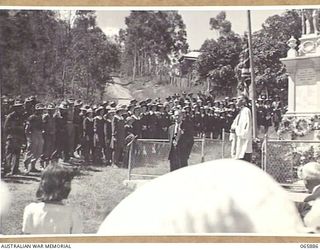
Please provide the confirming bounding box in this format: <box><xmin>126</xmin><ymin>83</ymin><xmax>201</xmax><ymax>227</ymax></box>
<box><xmin>179</xmin><ymin>51</ymin><xmax>202</xmax><ymax>62</ymax></box>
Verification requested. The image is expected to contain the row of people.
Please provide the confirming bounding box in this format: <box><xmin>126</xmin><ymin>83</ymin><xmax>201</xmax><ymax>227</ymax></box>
<box><xmin>1</xmin><ymin>92</ymin><xmax>285</xmax><ymax>176</ymax></box>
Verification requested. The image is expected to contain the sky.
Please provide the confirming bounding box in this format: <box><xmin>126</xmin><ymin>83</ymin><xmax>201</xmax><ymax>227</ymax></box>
<box><xmin>96</xmin><ymin>9</ymin><xmax>285</xmax><ymax>50</ymax></box>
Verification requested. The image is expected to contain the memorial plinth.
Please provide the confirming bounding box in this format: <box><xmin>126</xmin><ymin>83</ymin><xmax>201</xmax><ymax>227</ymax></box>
<box><xmin>278</xmin><ymin>34</ymin><xmax>320</xmax><ymax>140</ymax></box>
<box><xmin>280</xmin><ymin>34</ymin><xmax>320</xmax><ymax>116</ymax></box>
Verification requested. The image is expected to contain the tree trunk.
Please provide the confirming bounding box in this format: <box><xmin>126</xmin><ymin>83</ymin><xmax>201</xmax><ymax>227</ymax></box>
<box><xmin>132</xmin><ymin>45</ymin><xmax>136</xmax><ymax>81</ymax></box>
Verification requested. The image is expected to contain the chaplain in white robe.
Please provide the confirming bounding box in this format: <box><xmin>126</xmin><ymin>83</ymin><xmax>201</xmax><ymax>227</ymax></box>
<box><xmin>230</xmin><ymin>94</ymin><xmax>253</xmax><ymax>162</ymax></box>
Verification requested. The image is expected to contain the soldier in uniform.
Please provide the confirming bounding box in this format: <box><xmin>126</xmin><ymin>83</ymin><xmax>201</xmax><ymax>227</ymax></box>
<box><xmin>104</xmin><ymin>108</ymin><xmax>115</xmax><ymax>166</ymax></box>
<box><xmin>272</xmin><ymin>95</ymin><xmax>282</xmax><ymax>132</ymax></box>
<box><xmin>83</xmin><ymin>108</ymin><xmax>94</xmax><ymax>164</ymax></box>
<box><xmin>52</xmin><ymin>102</ymin><xmax>69</xmax><ymax>162</ymax></box>
<box><xmin>73</xmin><ymin>100</ymin><xmax>83</xmax><ymax>157</ymax></box>
<box><xmin>158</xmin><ymin>104</ymin><xmax>171</xmax><ymax>139</ymax></box>
<box><xmin>93</xmin><ymin>106</ymin><xmax>105</xmax><ymax>165</ymax></box>
<box><xmin>140</xmin><ymin>102</ymin><xmax>148</xmax><ymax>139</ymax></box>
<box><xmin>3</xmin><ymin>100</ymin><xmax>25</xmax><ymax>176</ymax></box>
<box><xmin>131</xmin><ymin>106</ymin><xmax>142</xmax><ymax>138</ymax></box>
<box><xmin>263</xmin><ymin>98</ymin><xmax>273</xmax><ymax>134</ymax></box>
<box><xmin>112</xmin><ymin>106</ymin><xmax>126</xmax><ymax>167</ymax></box>
<box><xmin>41</xmin><ymin>103</ymin><xmax>56</xmax><ymax>168</ymax></box>
<box><xmin>147</xmin><ymin>103</ymin><xmax>158</xmax><ymax>139</ymax></box>
<box><xmin>24</xmin><ymin>103</ymin><xmax>44</xmax><ymax>174</ymax></box>
<box><xmin>256</xmin><ymin>97</ymin><xmax>265</xmax><ymax>134</ymax></box>
<box><xmin>1</xmin><ymin>97</ymin><xmax>9</xmax><ymax>167</ymax></box>
<box><xmin>66</xmin><ymin>99</ymin><xmax>75</xmax><ymax>159</ymax></box>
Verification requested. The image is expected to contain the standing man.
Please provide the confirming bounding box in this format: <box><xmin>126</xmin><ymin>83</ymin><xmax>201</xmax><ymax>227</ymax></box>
<box><xmin>112</xmin><ymin>105</ymin><xmax>126</xmax><ymax>167</ymax></box>
<box><xmin>66</xmin><ymin>99</ymin><xmax>75</xmax><ymax>159</ymax></box>
<box><xmin>168</xmin><ymin>110</ymin><xmax>194</xmax><ymax>172</ymax></box>
<box><xmin>24</xmin><ymin>103</ymin><xmax>44</xmax><ymax>173</ymax></box>
<box><xmin>52</xmin><ymin>102</ymin><xmax>69</xmax><ymax>162</ymax></box>
<box><xmin>41</xmin><ymin>103</ymin><xmax>56</xmax><ymax>168</ymax></box>
<box><xmin>73</xmin><ymin>100</ymin><xmax>83</xmax><ymax>157</ymax></box>
<box><xmin>93</xmin><ymin>106</ymin><xmax>105</xmax><ymax>165</ymax></box>
<box><xmin>230</xmin><ymin>94</ymin><xmax>253</xmax><ymax>162</ymax></box>
<box><xmin>3</xmin><ymin>100</ymin><xmax>25</xmax><ymax>176</ymax></box>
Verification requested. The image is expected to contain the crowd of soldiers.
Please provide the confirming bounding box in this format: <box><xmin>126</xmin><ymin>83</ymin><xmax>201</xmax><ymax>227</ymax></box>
<box><xmin>1</xmin><ymin>91</ymin><xmax>284</xmax><ymax>177</ymax></box>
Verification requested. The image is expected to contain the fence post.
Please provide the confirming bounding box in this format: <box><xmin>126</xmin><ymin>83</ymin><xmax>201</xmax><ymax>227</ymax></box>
<box><xmin>222</xmin><ymin>128</ymin><xmax>225</xmax><ymax>158</ymax></box>
<box><xmin>263</xmin><ymin>134</ymin><xmax>268</xmax><ymax>172</ymax></box>
<box><xmin>201</xmin><ymin>134</ymin><xmax>205</xmax><ymax>163</ymax></box>
<box><xmin>127</xmin><ymin>142</ymin><xmax>133</xmax><ymax>180</ymax></box>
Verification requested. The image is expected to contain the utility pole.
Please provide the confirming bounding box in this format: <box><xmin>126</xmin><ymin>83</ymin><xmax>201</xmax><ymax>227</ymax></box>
<box><xmin>247</xmin><ymin>10</ymin><xmax>257</xmax><ymax>139</ymax></box>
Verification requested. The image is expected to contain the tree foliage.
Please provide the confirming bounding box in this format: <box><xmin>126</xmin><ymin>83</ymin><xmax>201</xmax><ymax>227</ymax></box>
<box><xmin>0</xmin><ymin>10</ymin><xmax>120</xmax><ymax>102</ymax></box>
<box><xmin>251</xmin><ymin>10</ymin><xmax>302</xmax><ymax>97</ymax></box>
<box><xmin>197</xmin><ymin>12</ymin><xmax>243</xmax><ymax>94</ymax></box>
<box><xmin>120</xmin><ymin>11</ymin><xmax>188</xmax><ymax>81</ymax></box>
<box><xmin>197</xmin><ymin>10</ymin><xmax>303</xmax><ymax>99</ymax></box>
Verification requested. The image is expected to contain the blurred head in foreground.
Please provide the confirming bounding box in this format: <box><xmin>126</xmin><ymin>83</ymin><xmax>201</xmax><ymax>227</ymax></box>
<box><xmin>36</xmin><ymin>164</ymin><xmax>74</xmax><ymax>202</ymax></box>
<box><xmin>298</xmin><ymin>162</ymin><xmax>320</xmax><ymax>231</ymax></box>
<box><xmin>0</xmin><ymin>181</ymin><xmax>11</xmax><ymax>216</ymax></box>
<box><xmin>299</xmin><ymin>162</ymin><xmax>320</xmax><ymax>195</ymax></box>
<box><xmin>98</xmin><ymin>159</ymin><xmax>305</xmax><ymax>235</ymax></box>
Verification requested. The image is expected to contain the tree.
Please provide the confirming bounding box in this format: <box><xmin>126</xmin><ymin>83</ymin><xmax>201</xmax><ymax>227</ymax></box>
<box><xmin>251</xmin><ymin>10</ymin><xmax>302</xmax><ymax>98</ymax></box>
<box><xmin>197</xmin><ymin>12</ymin><xmax>242</xmax><ymax>95</ymax></box>
<box><xmin>209</xmin><ymin>11</ymin><xmax>232</xmax><ymax>37</ymax></box>
<box><xmin>0</xmin><ymin>10</ymin><xmax>121</xmax><ymax>102</ymax></box>
<box><xmin>120</xmin><ymin>11</ymin><xmax>188</xmax><ymax>81</ymax></box>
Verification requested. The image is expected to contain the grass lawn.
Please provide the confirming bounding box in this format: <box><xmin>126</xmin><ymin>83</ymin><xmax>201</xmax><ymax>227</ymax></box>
<box><xmin>1</xmin><ymin>163</ymin><xmax>133</xmax><ymax>235</ymax></box>
<box><xmin>0</xmin><ymin>126</ymin><xmax>281</xmax><ymax>235</ymax></box>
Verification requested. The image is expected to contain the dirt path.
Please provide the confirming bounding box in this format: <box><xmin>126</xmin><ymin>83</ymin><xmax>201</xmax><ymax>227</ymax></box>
<box><xmin>104</xmin><ymin>77</ymin><xmax>133</xmax><ymax>104</ymax></box>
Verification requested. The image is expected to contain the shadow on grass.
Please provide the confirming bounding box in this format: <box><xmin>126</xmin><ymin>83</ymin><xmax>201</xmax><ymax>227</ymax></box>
<box><xmin>3</xmin><ymin>175</ymin><xmax>40</xmax><ymax>184</ymax></box>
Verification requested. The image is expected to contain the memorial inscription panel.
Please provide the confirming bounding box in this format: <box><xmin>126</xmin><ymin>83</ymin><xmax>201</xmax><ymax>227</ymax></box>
<box><xmin>296</xmin><ymin>67</ymin><xmax>317</xmax><ymax>85</ymax></box>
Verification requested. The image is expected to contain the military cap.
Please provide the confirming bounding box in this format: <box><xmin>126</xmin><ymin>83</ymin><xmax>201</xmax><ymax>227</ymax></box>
<box><xmin>67</xmin><ymin>98</ymin><xmax>75</xmax><ymax>104</ymax></box>
<box><xmin>8</xmin><ymin>98</ymin><xmax>14</xmax><ymax>105</ymax></box>
<box><xmin>108</xmin><ymin>108</ymin><xmax>116</xmax><ymax>114</ymax></box>
<box><xmin>130</xmin><ymin>99</ymin><xmax>138</xmax><ymax>104</ymax></box>
<box><xmin>117</xmin><ymin>104</ymin><xmax>127</xmax><ymax>110</ymax></box>
<box><xmin>86</xmin><ymin>108</ymin><xmax>93</xmax><ymax>113</ymax></box>
<box><xmin>35</xmin><ymin>103</ymin><xmax>44</xmax><ymax>110</ymax></box>
<box><xmin>46</xmin><ymin>103</ymin><xmax>55</xmax><ymax>110</ymax></box>
<box><xmin>80</xmin><ymin>104</ymin><xmax>90</xmax><ymax>111</ymax></box>
<box><xmin>58</xmin><ymin>102</ymin><xmax>68</xmax><ymax>109</ymax></box>
<box><xmin>13</xmin><ymin>100</ymin><xmax>23</xmax><ymax>107</ymax></box>
<box><xmin>96</xmin><ymin>106</ymin><xmax>104</xmax><ymax>112</ymax></box>
<box><xmin>24</xmin><ymin>97</ymin><xmax>32</xmax><ymax>104</ymax></box>
<box><xmin>74</xmin><ymin>100</ymin><xmax>83</xmax><ymax>106</ymax></box>
<box><xmin>110</xmin><ymin>101</ymin><xmax>117</xmax><ymax>108</ymax></box>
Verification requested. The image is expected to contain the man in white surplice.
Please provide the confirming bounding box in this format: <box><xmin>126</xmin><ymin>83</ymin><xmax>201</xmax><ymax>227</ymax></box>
<box><xmin>230</xmin><ymin>94</ymin><xmax>253</xmax><ymax>162</ymax></box>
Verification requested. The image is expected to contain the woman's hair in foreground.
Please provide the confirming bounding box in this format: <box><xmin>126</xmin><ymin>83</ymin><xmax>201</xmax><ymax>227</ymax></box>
<box><xmin>36</xmin><ymin>163</ymin><xmax>75</xmax><ymax>202</ymax></box>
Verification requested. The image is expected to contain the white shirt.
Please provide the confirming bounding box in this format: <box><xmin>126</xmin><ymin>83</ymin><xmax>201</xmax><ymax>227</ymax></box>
<box><xmin>22</xmin><ymin>202</ymin><xmax>83</xmax><ymax>234</ymax></box>
<box><xmin>231</xmin><ymin>106</ymin><xmax>253</xmax><ymax>158</ymax></box>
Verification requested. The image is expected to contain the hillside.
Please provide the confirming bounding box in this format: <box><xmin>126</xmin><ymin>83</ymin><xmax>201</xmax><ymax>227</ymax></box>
<box><xmin>116</xmin><ymin>76</ymin><xmax>209</xmax><ymax>102</ymax></box>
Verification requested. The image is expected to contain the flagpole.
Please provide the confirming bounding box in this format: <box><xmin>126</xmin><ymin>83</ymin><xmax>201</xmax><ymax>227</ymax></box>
<box><xmin>247</xmin><ymin>10</ymin><xmax>257</xmax><ymax>139</ymax></box>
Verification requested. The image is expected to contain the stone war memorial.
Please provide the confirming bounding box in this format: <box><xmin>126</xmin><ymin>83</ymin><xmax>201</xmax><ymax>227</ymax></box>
<box><xmin>279</xmin><ymin>9</ymin><xmax>320</xmax><ymax>141</ymax></box>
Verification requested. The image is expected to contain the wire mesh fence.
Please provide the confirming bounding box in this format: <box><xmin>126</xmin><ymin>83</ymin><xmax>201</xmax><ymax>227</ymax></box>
<box><xmin>262</xmin><ymin>139</ymin><xmax>320</xmax><ymax>185</ymax></box>
<box><xmin>127</xmin><ymin>132</ymin><xmax>232</xmax><ymax>180</ymax></box>
<box><xmin>127</xmin><ymin>131</ymin><xmax>320</xmax><ymax>185</ymax></box>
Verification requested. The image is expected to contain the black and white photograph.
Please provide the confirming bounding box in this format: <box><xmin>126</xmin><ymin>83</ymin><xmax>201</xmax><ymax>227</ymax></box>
<box><xmin>0</xmin><ymin>6</ymin><xmax>320</xmax><ymax>236</ymax></box>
